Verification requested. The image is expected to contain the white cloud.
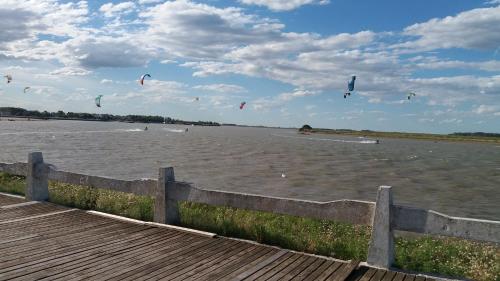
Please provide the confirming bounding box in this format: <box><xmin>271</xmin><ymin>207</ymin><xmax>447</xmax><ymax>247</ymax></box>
<box><xmin>279</xmin><ymin>89</ymin><xmax>319</xmax><ymax>101</ymax></box>
<box><xmin>414</xmin><ymin>57</ymin><xmax>500</xmax><ymax>72</ymax></box>
<box><xmin>418</xmin><ymin>118</ymin><xmax>435</xmax><ymax>123</ymax></box>
<box><xmin>397</xmin><ymin>6</ymin><xmax>500</xmax><ymax>51</ymax></box>
<box><xmin>239</xmin><ymin>0</ymin><xmax>329</xmax><ymax>11</ymax></box>
<box><xmin>473</xmin><ymin>104</ymin><xmax>499</xmax><ymax>114</ymax></box>
<box><xmin>139</xmin><ymin>1</ymin><xmax>283</xmax><ymax>59</ymax></box>
<box><xmin>138</xmin><ymin>0</ymin><xmax>163</xmax><ymax>4</ymax></box>
<box><xmin>485</xmin><ymin>0</ymin><xmax>500</xmax><ymax>5</ymax></box>
<box><xmin>193</xmin><ymin>84</ymin><xmax>247</xmax><ymax>94</ymax></box>
<box><xmin>439</xmin><ymin>118</ymin><xmax>463</xmax><ymax>124</ymax></box>
<box><xmin>100</xmin><ymin>2</ymin><xmax>136</xmax><ymax>18</ymax></box>
<box><xmin>100</xmin><ymin>79</ymin><xmax>113</xmax><ymax>84</ymax></box>
<box><xmin>49</xmin><ymin>66</ymin><xmax>91</xmax><ymax>76</ymax></box>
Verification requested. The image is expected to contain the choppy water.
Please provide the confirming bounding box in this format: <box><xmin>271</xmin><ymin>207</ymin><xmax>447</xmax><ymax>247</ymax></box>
<box><xmin>0</xmin><ymin>120</ymin><xmax>499</xmax><ymax>220</ymax></box>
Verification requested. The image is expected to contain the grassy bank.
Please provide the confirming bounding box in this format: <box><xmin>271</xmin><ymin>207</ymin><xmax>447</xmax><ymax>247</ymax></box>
<box><xmin>1</xmin><ymin>172</ymin><xmax>498</xmax><ymax>281</ymax></box>
<box><xmin>307</xmin><ymin>128</ymin><xmax>500</xmax><ymax>144</ymax></box>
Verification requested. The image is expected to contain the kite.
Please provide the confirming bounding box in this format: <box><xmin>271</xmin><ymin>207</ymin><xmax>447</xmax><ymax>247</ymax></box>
<box><xmin>23</xmin><ymin>87</ymin><xmax>30</xmax><ymax>93</ymax></box>
<box><xmin>408</xmin><ymin>92</ymin><xmax>416</xmax><ymax>100</ymax></box>
<box><xmin>95</xmin><ymin>95</ymin><xmax>103</xmax><ymax>107</ymax></box>
<box><xmin>139</xmin><ymin>74</ymin><xmax>151</xmax><ymax>85</ymax></box>
<box><xmin>3</xmin><ymin>75</ymin><xmax>12</xmax><ymax>84</ymax></box>
<box><xmin>344</xmin><ymin>75</ymin><xmax>356</xmax><ymax>99</ymax></box>
<box><xmin>239</xmin><ymin>101</ymin><xmax>246</xmax><ymax>110</ymax></box>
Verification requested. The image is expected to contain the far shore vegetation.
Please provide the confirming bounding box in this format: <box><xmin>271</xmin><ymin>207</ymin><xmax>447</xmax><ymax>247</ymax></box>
<box><xmin>299</xmin><ymin>124</ymin><xmax>500</xmax><ymax>144</ymax></box>
<box><xmin>0</xmin><ymin>107</ymin><xmax>220</xmax><ymax>126</ymax></box>
<box><xmin>1</xmin><ymin>172</ymin><xmax>498</xmax><ymax>281</ymax></box>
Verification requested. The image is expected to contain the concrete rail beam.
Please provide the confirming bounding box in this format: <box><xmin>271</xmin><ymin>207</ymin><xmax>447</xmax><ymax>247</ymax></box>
<box><xmin>169</xmin><ymin>182</ymin><xmax>375</xmax><ymax>226</ymax></box>
<box><xmin>393</xmin><ymin>205</ymin><xmax>500</xmax><ymax>243</ymax></box>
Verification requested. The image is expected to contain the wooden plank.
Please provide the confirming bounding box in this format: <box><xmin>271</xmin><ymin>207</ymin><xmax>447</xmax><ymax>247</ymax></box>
<box><xmin>95</xmin><ymin>237</ymin><xmax>230</xmax><ymax>281</ymax></box>
<box><xmin>167</xmin><ymin>244</ymin><xmax>264</xmax><ymax>281</ymax></box>
<box><xmin>201</xmin><ymin>246</ymin><xmax>274</xmax><ymax>280</ymax></box>
<box><xmin>64</xmin><ymin>234</ymin><xmax>210</xmax><ymax>280</ymax></box>
<box><xmin>290</xmin><ymin>258</ymin><xmax>325</xmax><ymax>281</ymax></box>
<box><xmin>392</xmin><ymin>272</ymin><xmax>406</xmax><ymax>281</ymax></box>
<box><xmin>263</xmin><ymin>254</ymin><xmax>311</xmax><ymax>281</ymax></box>
<box><xmin>302</xmin><ymin>260</ymin><xmax>336</xmax><ymax>281</ymax></box>
<box><xmin>0</xmin><ymin>212</ymin><xmax>113</xmax><ymax>237</ymax></box>
<box><xmin>0</xmin><ymin>194</ymin><xmax>25</xmax><ymax>207</ymax></box>
<box><xmin>5</xmin><ymin>229</ymin><xmax>178</xmax><ymax>280</ymax></box>
<box><xmin>254</xmin><ymin>253</ymin><xmax>302</xmax><ymax>281</ymax></box>
<box><xmin>0</xmin><ymin>220</ymin><xmax>120</xmax><ymax>256</ymax></box>
<box><xmin>0</xmin><ymin>201</ymin><xmax>39</xmax><ymax>209</ymax></box>
<box><xmin>34</xmin><ymin>231</ymin><xmax>190</xmax><ymax>280</ymax></box>
<box><xmin>327</xmin><ymin>260</ymin><xmax>359</xmax><ymax>281</ymax></box>
<box><xmin>0</xmin><ymin>225</ymin><xmax>158</xmax><ymax>268</ymax></box>
<box><xmin>0</xmin><ymin>227</ymin><xmax>161</xmax><ymax>277</ymax></box>
<box><xmin>0</xmin><ymin>226</ymin><xmax>156</xmax><ymax>272</ymax></box>
<box><xmin>0</xmin><ymin>209</ymin><xmax>77</xmax><ymax>224</ymax></box>
<box><xmin>368</xmin><ymin>269</ymin><xmax>387</xmax><ymax>281</ymax></box>
<box><xmin>37</xmin><ymin>232</ymin><xmax>200</xmax><ymax>281</ymax></box>
<box><xmin>314</xmin><ymin>261</ymin><xmax>345</xmax><ymax>281</ymax></box>
<box><xmin>181</xmin><ymin>250</ymin><xmax>293</xmax><ymax>281</ymax></box>
<box><xmin>0</xmin><ymin>223</ymin><xmax>148</xmax><ymax>266</ymax></box>
<box><xmin>414</xmin><ymin>276</ymin><xmax>426</xmax><ymax>281</ymax></box>
<box><xmin>357</xmin><ymin>268</ymin><xmax>377</xmax><ymax>281</ymax></box>
<box><xmin>381</xmin><ymin>271</ymin><xmax>397</xmax><ymax>281</ymax></box>
<box><xmin>233</xmin><ymin>250</ymin><xmax>288</xmax><ymax>280</ymax></box>
<box><xmin>0</xmin><ymin>234</ymin><xmax>39</xmax><ymax>245</ymax></box>
<box><xmin>276</xmin><ymin>256</ymin><xmax>318</xmax><ymax>280</ymax></box>
<box><xmin>0</xmin><ymin>214</ymin><xmax>118</xmax><ymax>248</ymax></box>
<box><xmin>148</xmin><ymin>241</ymin><xmax>251</xmax><ymax>281</ymax></box>
<box><xmin>0</xmin><ymin>217</ymin><xmax>119</xmax><ymax>254</ymax></box>
<box><xmin>403</xmin><ymin>275</ymin><xmax>416</xmax><ymax>281</ymax></box>
<box><xmin>0</xmin><ymin>211</ymin><xmax>90</xmax><ymax>232</ymax></box>
<box><xmin>217</xmin><ymin>248</ymin><xmax>279</xmax><ymax>281</ymax></box>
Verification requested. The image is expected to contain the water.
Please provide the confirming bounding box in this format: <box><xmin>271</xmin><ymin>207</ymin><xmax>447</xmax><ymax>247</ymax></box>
<box><xmin>1</xmin><ymin>120</ymin><xmax>499</xmax><ymax>220</ymax></box>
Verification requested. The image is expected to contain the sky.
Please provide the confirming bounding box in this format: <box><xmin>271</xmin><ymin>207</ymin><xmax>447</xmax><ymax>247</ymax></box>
<box><xmin>0</xmin><ymin>0</ymin><xmax>499</xmax><ymax>133</ymax></box>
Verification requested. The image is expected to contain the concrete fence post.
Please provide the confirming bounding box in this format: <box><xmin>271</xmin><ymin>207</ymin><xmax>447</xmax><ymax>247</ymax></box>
<box><xmin>154</xmin><ymin>167</ymin><xmax>180</xmax><ymax>225</ymax></box>
<box><xmin>25</xmin><ymin>152</ymin><xmax>49</xmax><ymax>201</ymax></box>
<box><xmin>367</xmin><ymin>185</ymin><xmax>394</xmax><ymax>268</ymax></box>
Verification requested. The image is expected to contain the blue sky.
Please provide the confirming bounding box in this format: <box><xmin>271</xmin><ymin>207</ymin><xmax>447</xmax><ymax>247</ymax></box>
<box><xmin>0</xmin><ymin>0</ymin><xmax>499</xmax><ymax>133</ymax></box>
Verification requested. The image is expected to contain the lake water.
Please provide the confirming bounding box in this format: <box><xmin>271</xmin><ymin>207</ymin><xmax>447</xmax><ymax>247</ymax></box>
<box><xmin>0</xmin><ymin>120</ymin><xmax>499</xmax><ymax>220</ymax></box>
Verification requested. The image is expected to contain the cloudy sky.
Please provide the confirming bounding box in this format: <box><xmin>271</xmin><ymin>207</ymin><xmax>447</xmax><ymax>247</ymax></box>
<box><xmin>0</xmin><ymin>0</ymin><xmax>499</xmax><ymax>133</ymax></box>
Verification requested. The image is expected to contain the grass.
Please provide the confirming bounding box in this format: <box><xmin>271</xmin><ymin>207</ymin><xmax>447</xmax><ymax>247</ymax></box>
<box><xmin>1</xmin><ymin>172</ymin><xmax>498</xmax><ymax>281</ymax></box>
<box><xmin>308</xmin><ymin>128</ymin><xmax>500</xmax><ymax>144</ymax></box>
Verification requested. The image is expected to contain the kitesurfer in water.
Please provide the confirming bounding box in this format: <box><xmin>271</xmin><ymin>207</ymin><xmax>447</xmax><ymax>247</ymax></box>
<box><xmin>144</xmin><ymin>126</ymin><xmax>148</xmax><ymax>131</ymax></box>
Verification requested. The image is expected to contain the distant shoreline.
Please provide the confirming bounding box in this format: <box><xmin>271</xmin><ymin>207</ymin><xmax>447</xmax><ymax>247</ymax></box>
<box><xmin>303</xmin><ymin>128</ymin><xmax>500</xmax><ymax>144</ymax></box>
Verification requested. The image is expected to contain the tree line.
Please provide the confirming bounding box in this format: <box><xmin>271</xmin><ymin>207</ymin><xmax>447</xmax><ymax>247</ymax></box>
<box><xmin>0</xmin><ymin>107</ymin><xmax>220</xmax><ymax>126</ymax></box>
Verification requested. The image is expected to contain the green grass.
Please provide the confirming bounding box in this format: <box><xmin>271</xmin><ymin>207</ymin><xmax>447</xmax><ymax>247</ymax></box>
<box><xmin>309</xmin><ymin>128</ymin><xmax>500</xmax><ymax>144</ymax></box>
<box><xmin>1</xmin><ymin>172</ymin><xmax>498</xmax><ymax>281</ymax></box>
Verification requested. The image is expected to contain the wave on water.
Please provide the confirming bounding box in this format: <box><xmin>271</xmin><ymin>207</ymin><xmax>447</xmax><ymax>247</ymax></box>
<box><xmin>164</xmin><ymin>128</ymin><xmax>185</xmax><ymax>133</ymax></box>
<box><xmin>0</xmin><ymin>129</ymin><xmax>146</xmax><ymax>136</ymax></box>
<box><xmin>271</xmin><ymin>134</ymin><xmax>378</xmax><ymax>144</ymax></box>
<box><xmin>118</xmin><ymin>128</ymin><xmax>144</xmax><ymax>132</ymax></box>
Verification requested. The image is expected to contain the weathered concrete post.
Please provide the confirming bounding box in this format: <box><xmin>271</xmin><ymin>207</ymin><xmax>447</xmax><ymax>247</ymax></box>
<box><xmin>25</xmin><ymin>152</ymin><xmax>49</xmax><ymax>201</ymax></box>
<box><xmin>367</xmin><ymin>186</ymin><xmax>394</xmax><ymax>268</ymax></box>
<box><xmin>154</xmin><ymin>167</ymin><xmax>180</xmax><ymax>225</ymax></box>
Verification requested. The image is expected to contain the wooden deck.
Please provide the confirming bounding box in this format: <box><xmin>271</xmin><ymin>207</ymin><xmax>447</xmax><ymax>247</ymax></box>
<box><xmin>0</xmin><ymin>194</ymin><xmax>435</xmax><ymax>281</ymax></box>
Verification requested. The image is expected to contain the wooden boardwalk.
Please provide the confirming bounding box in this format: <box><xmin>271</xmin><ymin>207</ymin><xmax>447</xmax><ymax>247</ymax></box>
<box><xmin>0</xmin><ymin>194</ymin><xmax>434</xmax><ymax>281</ymax></box>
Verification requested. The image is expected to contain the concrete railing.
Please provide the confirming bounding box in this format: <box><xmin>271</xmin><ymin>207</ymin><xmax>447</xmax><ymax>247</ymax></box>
<box><xmin>1</xmin><ymin>152</ymin><xmax>499</xmax><ymax>269</ymax></box>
